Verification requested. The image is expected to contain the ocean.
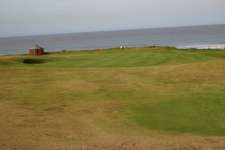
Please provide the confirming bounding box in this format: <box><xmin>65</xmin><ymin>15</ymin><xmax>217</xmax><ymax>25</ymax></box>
<box><xmin>0</xmin><ymin>24</ymin><xmax>225</xmax><ymax>55</ymax></box>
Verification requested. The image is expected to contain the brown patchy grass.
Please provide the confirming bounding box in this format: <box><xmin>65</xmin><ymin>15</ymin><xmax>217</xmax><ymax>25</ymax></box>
<box><xmin>0</xmin><ymin>48</ymin><xmax>225</xmax><ymax>149</ymax></box>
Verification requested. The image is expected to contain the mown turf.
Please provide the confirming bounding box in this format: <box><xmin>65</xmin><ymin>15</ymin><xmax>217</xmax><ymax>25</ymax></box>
<box><xmin>131</xmin><ymin>87</ymin><xmax>225</xmax><ymax>136</ymax></box>
<box><xmin>1</xmin><ymin>47</ymin><xmax>225</xmax><ymax>68</ymax></box>
<box><xmin>0</xmin><ymin>47</ymin><xmax>225</xmax><ymax>149</ymax></box>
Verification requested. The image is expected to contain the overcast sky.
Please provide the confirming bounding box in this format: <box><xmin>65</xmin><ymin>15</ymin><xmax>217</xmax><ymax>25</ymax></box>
<box><xmin>0</xmin><ymin>0</ymin><xmax>225</xmax><ymax>37</ymax></box>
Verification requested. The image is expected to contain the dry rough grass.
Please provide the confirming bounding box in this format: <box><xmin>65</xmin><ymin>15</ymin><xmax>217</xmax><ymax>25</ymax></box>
<box><xmin>0</xmin><ymin>48</ymin><xmax>225</xmax><ymax>150</ymax></box>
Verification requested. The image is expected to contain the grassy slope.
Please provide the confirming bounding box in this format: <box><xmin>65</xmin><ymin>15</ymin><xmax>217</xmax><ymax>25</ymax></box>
<box><xmin>1</xmin><ymin>47</ymin><xmax>224</xmax><ymax>68</ymax></box>
<box><xmin>0</xmin><ymin>47</ymin><xmax>225</xmax><ymax>149</ymax></box>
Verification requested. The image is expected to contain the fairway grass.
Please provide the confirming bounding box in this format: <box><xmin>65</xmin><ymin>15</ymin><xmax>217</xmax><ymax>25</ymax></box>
<box><xmin>0</xmin><ymin>47</ymin><xmax>225</xmax><ymax>149</ymax></box>
<box><xmin>131</xmin><ymin>88</ymin><xmax>225</xmax><ymax>136</ymax></box>
<box><xmin>1</xmin><ymin>47</ymin><xmax>223</xmax><ymax>68</ymax></box>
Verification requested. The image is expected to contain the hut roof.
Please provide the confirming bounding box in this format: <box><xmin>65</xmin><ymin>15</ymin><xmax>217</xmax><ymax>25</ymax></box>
<box><xmin>31</xmin><ymin>44</ymin><xmax>43</xmax><ymax>49</ymax></box>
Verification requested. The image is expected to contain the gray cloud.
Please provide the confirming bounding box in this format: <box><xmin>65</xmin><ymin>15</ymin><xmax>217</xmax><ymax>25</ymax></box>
<box><xmin>0</xmin><ymin>0</ymin><xmax>225</xmax><ymax>37</ymax></box>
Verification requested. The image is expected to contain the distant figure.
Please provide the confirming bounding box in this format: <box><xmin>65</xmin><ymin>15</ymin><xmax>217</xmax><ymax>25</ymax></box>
<box><xmin>29</xmin><ymin>44</ymin><xmax>45</xmax><ymax>56</ymax></box>
<box><xmin>120</xmin><ymin>45</ymin><xmax>125</xmax><ymax>49</ymax></box>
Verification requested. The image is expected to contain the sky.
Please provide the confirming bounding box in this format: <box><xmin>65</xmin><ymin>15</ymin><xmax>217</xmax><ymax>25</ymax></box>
<box><xmin>0</xmin><ymin>0</ymin><xmax>225</xmax><ymax>37</ymax></box>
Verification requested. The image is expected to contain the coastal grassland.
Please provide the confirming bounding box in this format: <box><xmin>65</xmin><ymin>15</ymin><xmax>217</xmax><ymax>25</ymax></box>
<box><xmin>1</xmin><ymin>47</ymin><xmax>225</xmax><ymax>68</ymax></box>
<box><xmin>0</xmin><ymin>47</ymin><xmax>225</xmax><ymax>150</ymax></box>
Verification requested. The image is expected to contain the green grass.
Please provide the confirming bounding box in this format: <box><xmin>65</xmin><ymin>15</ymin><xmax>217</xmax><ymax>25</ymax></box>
<box><xmin>130</xmin><ymin>87</ymin><xmax>225</xmax><ymax>136</ymax></box>
<box><xmin>0</xmin><ymin>47</ymin><xmax>225</xmax><ymax>148</ymax></box>
<box><xmin>1</xmin><ymin>47</ymin><xmax>224</xmax><ymax>68</ymax></box>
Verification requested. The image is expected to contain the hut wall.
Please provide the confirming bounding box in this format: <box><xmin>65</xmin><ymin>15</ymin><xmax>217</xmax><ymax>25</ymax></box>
<box><xmin>29</xmin><ymin>48</ymin><xmax>44</xmax><ymax>56</ymax></box>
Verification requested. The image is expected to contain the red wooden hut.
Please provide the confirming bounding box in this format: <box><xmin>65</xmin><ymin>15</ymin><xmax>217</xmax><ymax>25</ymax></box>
<box><xmin>29</xmin><ymin>44</ymin><xmax>45</xmax><ymax>56</ymax></box>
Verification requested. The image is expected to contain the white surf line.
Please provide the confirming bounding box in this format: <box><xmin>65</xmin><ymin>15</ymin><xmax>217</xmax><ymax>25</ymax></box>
<box><xmin>179</xmin><ymin>44</ymin><xmax>225</xmax><ymax>49</ymax></box>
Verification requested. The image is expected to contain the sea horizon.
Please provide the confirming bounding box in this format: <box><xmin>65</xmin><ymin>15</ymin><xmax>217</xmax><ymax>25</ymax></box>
<box><xmin>1</xmin><ymin>24</ymin><xmax>225</xmax><ymax>55</ymax></box>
